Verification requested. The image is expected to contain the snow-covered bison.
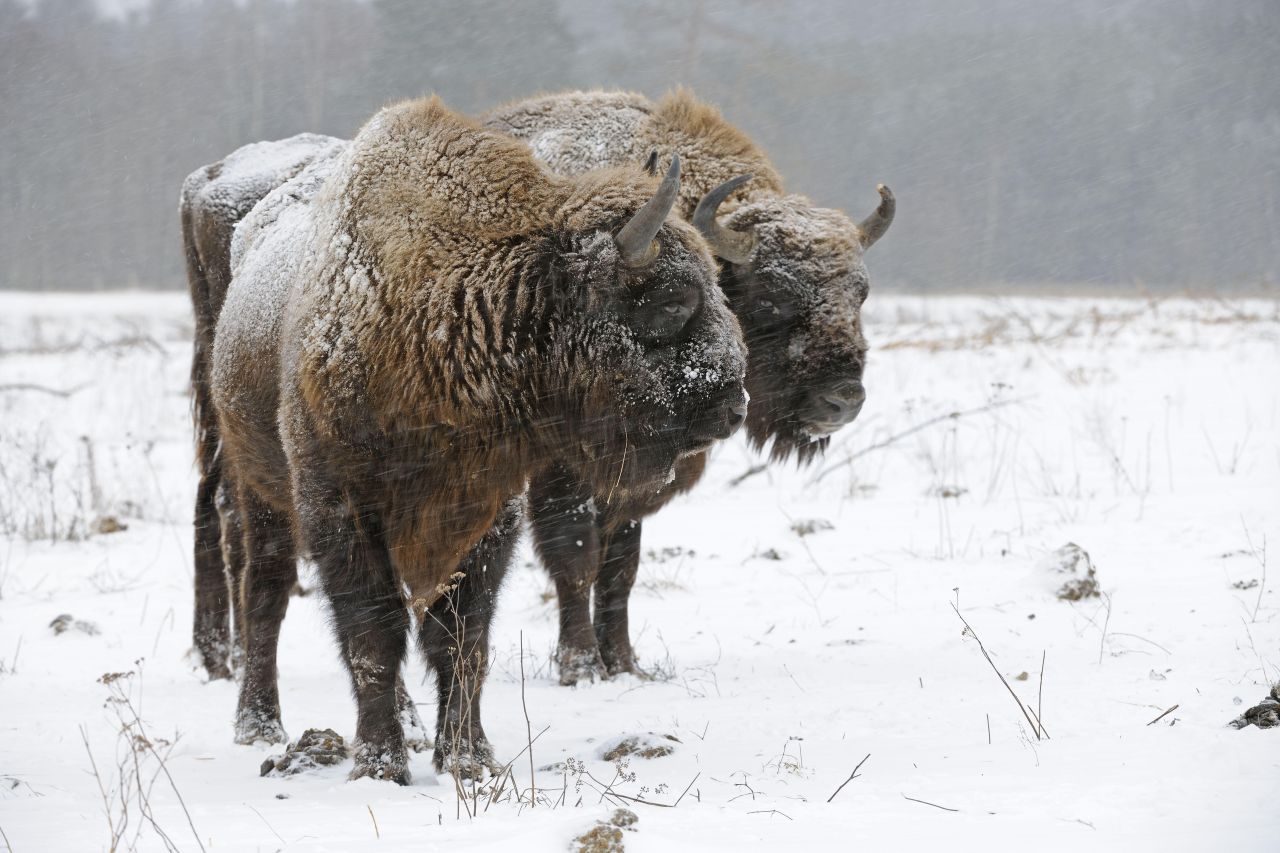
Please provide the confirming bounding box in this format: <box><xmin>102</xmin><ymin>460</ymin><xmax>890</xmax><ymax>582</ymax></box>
<box><xmin>483</xmin><ymin>89</ymin><xmax>895</xmax><ymax>682</ymax></box>
<box><xmin>206</xmin><ymin>96</ymin><xmax>747</xmax><ymax>782</ymax></box>
<box><xmin>181</xmin><ymin>133</ymin><xmax>346</xmax><ymax>681</ymax></box>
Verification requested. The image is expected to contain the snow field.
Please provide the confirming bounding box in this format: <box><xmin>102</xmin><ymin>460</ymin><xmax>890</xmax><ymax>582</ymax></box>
<box><xmin>0</xmin><ymin>292</ymin><xmax>1276</xmax><ymax>851</ymax></box>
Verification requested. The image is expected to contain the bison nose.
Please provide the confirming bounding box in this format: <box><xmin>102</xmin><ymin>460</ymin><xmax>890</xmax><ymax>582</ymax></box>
<box><xmin>690</xmin><ymin>389</ymin><xmax>747</xmax><ymax>446</ymax></box>
<box><xmin>806</xmin><ymin>379</ymin><xmax>865</xmax><ymax>432</ymax></box>
<box><xmin>704</xmin><ymin>391</ymin><xmax>747</xmax><ymax>441</ymax></box>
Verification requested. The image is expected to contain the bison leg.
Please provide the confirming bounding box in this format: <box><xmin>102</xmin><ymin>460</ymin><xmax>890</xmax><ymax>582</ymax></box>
<box><xmin>215</xmin><ymin>478</ymin><xmax>247</xmax><ymax>678</ymax></box>
<box><xmin>185</xmin><ymin>199</ymin><xmax>234</xmax><ymax>683</ymax></box>
<box><xmin>192</xmin><ymin>465</ymin><xmax>233</xmax><ymax>681</ymax></box>
<box><xmin>395</xmin><ymin>674</ymin><xmax>431</xmax><ymax>752</ymax></box>
<box><xmin>529</xmin><ymin>465</ymin><xmax>606</xmax><ymax>686</ymax></box>
<box><xmin>420</xmin><ymin>500</ymin><xmax>518</xmax><ymax>780</ymax></box>
<box><xmin>232</xmin><ymin>489</ymin><xmax>296</xmax><ymax>746</ymax></box>
<box><xmin>594</xmin><ymin>519</ymin><xmax>643</xmax><ymax>677</ymax></box>
<box><xmin>299</xmin><ymin>490</ymin><xmax>410</xmax><ymax>784</ymax></box>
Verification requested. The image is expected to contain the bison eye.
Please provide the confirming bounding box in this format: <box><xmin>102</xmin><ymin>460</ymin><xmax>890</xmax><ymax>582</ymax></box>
<box><xmin>632</xmin><ymin>289</ymin><xmax>700</xmax><ymax>343</ymax></box>
<box><xmin>745</xmin><ymin>292</ymin><xmax>795</xmax><ymax>330</ymax></box>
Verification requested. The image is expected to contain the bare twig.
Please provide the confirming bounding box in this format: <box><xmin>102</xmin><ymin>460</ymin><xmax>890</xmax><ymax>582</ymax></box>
<box><xmin>1037</xmin><ymin>651</ymin><xmax>1046</xmax><ymax>740</ymax></box>
<box><xmin>0</xmin><ymin>382</ymin><xmax>88</xmax><ymax>397</ymax></box>
<box><xmin>125</xmin><ymin>707</ymin><xmax>205</xmax><ymax>851</ymax></box>
<box><xmin>1241</xmin><ymin>519</ymin><xmax>1267</xmax><ymax>623</ymax></box>
<box><xmin>951</xmin><ymin>604</ymin><xmax>1049</xmax><ymax>740</ymax></box>
<box><xmin>367</xmin><ymin>804</ymin><xmax>380</xmax><ymax>839</ymax></box>
<box><xmin>674</xmin><ymin>772</ymin><xmax>701</xmax><ymax>807</ymax></box>
<box><xmin>902</xmin><ymin>794</ymin><xmax>958</xmax><ymax>812</ymax></box>
<box><xmin>81</xmin><ymin>725</ymin><xmax>122</xmax><ymax>851</ymax></box>
<box><xmin>246</xmin><ymin>804</ymin><xmax>284</xmax><ymax>845</ymax></box>
<box><xmin>1098</xmin><ymin>592</ymin><xmax>1113</xmax><ymax>665</ymax></box>
<box><xmin>747</xmin><ymin>809</ymin><xmax>793</xmax><ymax>820</ymax></box>
<box><xmin>484</xmin><ymin>726</ymin><xmax>549</xmax><ymax>811</ymax></box>
<box><xmin>826</xmin><ymin>753</ymin><xmax>870</xmax><ymax>803</ymax></box>
<box><xmin>813</xmin><ymin>396</ymin><xmax>1030</xmax><ymax>482</ymax></box>
<box><xmin>728</xmin><ymin>463</ymin><xmax>767</xmax><ymax>488</ymax></box>
<box><xmin>1146</xmin><ymin>705</ymin><xmax>1179</xmax><ymax>726</ymax></box>
<box><xmin>578</xmin><ymin>768</ymin><xmax>685</xmax><ymax>809</ymax></box>
<box><xmin>0</xmin><ymin>822</ymin><xmax>15</xmax><ymax>852</ymax></box>
<box><xmin>519</xmin><ymin>632</ymin><xmax>536</xmax><ymax>807</ymax></box>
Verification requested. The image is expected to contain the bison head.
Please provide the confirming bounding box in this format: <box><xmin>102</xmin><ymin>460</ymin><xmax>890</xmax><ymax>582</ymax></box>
<box><xmin>544</xmin><ymin>157</ymin><xmax>748</xmax><ymax>491</ymax></box>
<box><xmin>694</xmin><ymin>183</ymin><xmax>894</xmax><ymax>463</ymax></box>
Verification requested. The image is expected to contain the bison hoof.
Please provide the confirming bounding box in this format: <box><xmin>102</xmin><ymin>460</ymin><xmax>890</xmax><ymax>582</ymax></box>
<box><xmin>204</xmin><ymin>660</ymin><xmax>234</xmax><ymax>682</ymax></box>
<box><xmin>602</xmin><ymin>654</ymin><xmax>646</xmax><ymax>680</ymax></box>
<box><xmin>434</xmin><ymin>739</ymin><xmax>500</xmax><ymax>782</ymax></box>
<box><xmin>192</xmin><ymin>637</ymin><xmax>233</xmax><ymax>681</ymax></box>
<box><xmin>350</xmin><ymin>741</ymin><xmax>411</xmax><ymax>785</ymax></box>
<box><xmin>557</xmin><ymin>647</ymin><xmax>606</xmax><ymax>687</ymax></box>
<box><xmin>234</xmin><ymin>709</ymin><xmax>288</xmax><ymax>746</ymax></box>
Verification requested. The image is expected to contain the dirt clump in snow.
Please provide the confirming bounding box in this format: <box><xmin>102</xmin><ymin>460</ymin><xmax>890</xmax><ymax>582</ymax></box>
<box><xmin>1228</xmin><ymin>684</ymin><xmax>1280</xmax><ymax>730</ymax></box>
<box><xmin>600</xmin><ymin>733</ymin><xmax>679</xmax><ymax>761</ymax></box>
<box><xmin>49</xmin><ymin>614</ymin><xmax>99</xmax><ymax>636</ymax></box>
<box><xmin>91</xmin><ymin>515</ymin><xmax>127</xmax><ymax>535</ymax></box>
<box><xmin>1042</xmin><ymin>542</ymin><xmax>1101</xmax><ymax>601</ymax></box>
<box><xmin>259</xmin><ymin>728</ymin><xmax>348</xmax><ymax>776</ymax></box>
<box><xmin>790</xmin><ymin>518</ymin><xmax>834</xmax><ymax>537</ymax></box>
<box><xmin>572</xmin><ymin>809</ymin><xmax>638</xmax><ymax>853</ymax></box>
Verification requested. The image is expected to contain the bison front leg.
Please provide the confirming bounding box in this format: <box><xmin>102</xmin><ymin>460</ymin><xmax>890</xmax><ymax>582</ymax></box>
<box><xmin>420</xmin><ymin>499</ymin><xmax>518</xmax><ymax>780</ymax></box>
<box><xmin>232</xmin><ymin>489</ymin><xmax>296</xmax><ymax>745</ymax></box>
<box><xmin>301</xmin><ymin>495</ymin><xmax>411</xmax><ymax>784</ymax></box>
<box><xmin>594</xmin><ymin>519</ymin><xmax>643</xmax><ymax>677</ymax></box>
<box><xmin>529</xmin><ymin>465</ymin><xmax>606</xmax><ymax>686</ymax></box>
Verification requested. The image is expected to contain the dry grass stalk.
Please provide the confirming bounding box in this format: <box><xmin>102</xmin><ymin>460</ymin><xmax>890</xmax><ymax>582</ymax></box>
<box><xmin>951</xmin><ymin>604</ymin><xmax>1050</xmax><ymax>741</ymax></box>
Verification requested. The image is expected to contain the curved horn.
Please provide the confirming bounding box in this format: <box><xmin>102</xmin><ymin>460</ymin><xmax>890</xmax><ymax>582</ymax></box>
<box><xmin>857</xmin><ymin>183</ymin><xmax>895</xmax><ymax>249</ymax></box>
<box><xmin>692</xmin><ymin>173</ymin><xmax>756</xmax><ymax>265</ymax></box>
<box><xmin>616</xmin><ymin>154</ymin><xmax>681</xmax><ymax>266</ymax></box>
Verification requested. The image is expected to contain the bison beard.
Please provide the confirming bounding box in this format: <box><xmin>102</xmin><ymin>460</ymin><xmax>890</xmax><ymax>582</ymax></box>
<box><xmin>204</xmin><ymin>96</ymin><xmax>745</xmax><ymax>783</ymax></box>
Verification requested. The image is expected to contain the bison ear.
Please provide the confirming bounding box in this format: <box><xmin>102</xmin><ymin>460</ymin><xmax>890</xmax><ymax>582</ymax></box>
<box><xmin>642</xmin><ymin>150</ymin><xmax>659</xmax><ymax>176</ymax></box>
<box><xmin>692</xmin><ymin>174</ymin><xmax>756</xmax><ymax>265</ymax></box>
<box><xmin>857</xmin><ymin>184</ymin><xmax>895</xmax><ymax>249</ymax></box>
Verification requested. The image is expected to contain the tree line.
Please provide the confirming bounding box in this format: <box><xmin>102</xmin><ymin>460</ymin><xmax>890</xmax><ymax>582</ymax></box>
<box><xmin>1</xmin><ymin>0</ymin><xmax>1275</xmax><ymax>292</ymax></box>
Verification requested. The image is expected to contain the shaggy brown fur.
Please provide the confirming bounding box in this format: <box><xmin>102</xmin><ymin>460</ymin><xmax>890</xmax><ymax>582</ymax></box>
<box><xmin>209</xmin><ymin>96</ymin><xmax>745</xmax><ymax>783</ymax></box>
<box><xmin>484</xmin><ymin>89</ymin><xmax>895</xmax><ymax>682</ymax></box>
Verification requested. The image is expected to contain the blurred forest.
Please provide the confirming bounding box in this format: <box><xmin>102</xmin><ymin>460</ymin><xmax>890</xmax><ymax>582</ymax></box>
<box><xmin>0</xmin><ymin>0</ymin><xmax>1276</xmax><ymax>292</ymax></box>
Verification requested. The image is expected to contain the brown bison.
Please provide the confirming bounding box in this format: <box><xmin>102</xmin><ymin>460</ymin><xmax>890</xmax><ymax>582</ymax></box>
<box><xmin>483</xmin><ymin>89</ymin><xmax>895</xmax><ymax>683</ymax></box>
<box><xmin>205</xmin><ymin>96</ymin><xmax>747</xmax><ymax>782</ymax></box>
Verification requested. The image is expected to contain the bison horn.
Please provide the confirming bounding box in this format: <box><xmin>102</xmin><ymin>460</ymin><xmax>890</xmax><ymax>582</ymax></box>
<box><xmin>616</xmin><ymin>154</ymin><xmax>681</xmax><ymax>267</ymax></box>
<box><xmin>692</xmin><ymin>174</ymin><xmax>756</xmax><ymax>265</ymax></box>
<box><xmin>857</xmin><ymin>184</ymin><xmax>895</xmax><ymax>249</ymax></box>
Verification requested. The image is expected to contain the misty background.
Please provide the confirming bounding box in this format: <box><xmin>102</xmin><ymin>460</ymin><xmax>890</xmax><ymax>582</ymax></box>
<box><xmin>1</xmin><ymin>0</ymin><xmax>1276</xmax><ymax>293</ymax></box>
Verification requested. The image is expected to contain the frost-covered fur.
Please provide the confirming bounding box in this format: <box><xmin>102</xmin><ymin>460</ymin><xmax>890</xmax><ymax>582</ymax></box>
<box><xmin>179</xmin><ymin>133</ymin><xmax>346</xmax><ymax>680</ymax></box>
<box><xmin>208</xmin><ymin>96</ymin><xmax>745</xmax><ymax>782</ymax></box>
<box><xmin>483</xmin><ymin>89</ymin><xmax>890</xmax><ymax>682</ymax></box>
<box><xmin>486</xmin><ymin>88</ymin><xmax>878</xmax><ymax>461</ymax></box>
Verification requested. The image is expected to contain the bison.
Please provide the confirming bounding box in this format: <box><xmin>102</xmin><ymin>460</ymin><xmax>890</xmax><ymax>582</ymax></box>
<box><xmin>204</xmin><ymin>96</ymin><xmax>747</xmax><ymax>782</ymax></box>
<box><xmin>483</xmin><ymin>89</ymin><xmax>895</xmax><ymax>683</ymax></box>
<box><xmin>181</xmin><ymin>132</ymin><xmax>347</xmax><ymax>682</ymax></box>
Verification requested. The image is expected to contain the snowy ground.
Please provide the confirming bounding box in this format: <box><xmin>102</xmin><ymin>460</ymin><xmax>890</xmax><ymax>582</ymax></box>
<box><xmin>1</xmin><ymin>292</ymin><xmax>1277</xmax><ymax>852</ymax></box>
